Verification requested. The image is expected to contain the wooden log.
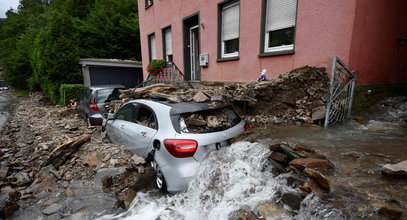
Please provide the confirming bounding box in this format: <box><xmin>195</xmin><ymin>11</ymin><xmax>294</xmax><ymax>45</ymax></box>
<box><xmin>41</xmin><ymin>134</ymin><xmax>91</xmax><ymax>168</ymax></box>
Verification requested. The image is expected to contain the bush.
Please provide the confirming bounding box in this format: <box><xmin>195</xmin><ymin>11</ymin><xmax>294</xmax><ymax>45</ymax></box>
<box><xmin>31</xmin><ymin>11</ymin><xmax>81</xmax><ymax>104</ymax></box>
<box><xmin>59</xmin><ymin>83</ymin><xmax>84</xmax><ymax>105</ymax></box>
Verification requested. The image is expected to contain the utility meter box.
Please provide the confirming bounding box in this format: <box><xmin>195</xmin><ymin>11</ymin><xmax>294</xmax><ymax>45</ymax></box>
<box><xmin>199</xmin><ymin>53</ymin><xmax>209</xmax><ymax>67</ymax></box>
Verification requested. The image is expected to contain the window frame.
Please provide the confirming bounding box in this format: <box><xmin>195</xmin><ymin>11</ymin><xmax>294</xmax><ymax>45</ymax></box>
<box><xmin>259</xmin><ymin>0</ymin><xmax>298</xmax><ymax>57</ymax></box>
<box><xmin>148</xmin><ymin>33</ymin><xmax>156</xmax><ymax>62</ymax></box>
<box><xmin>217</xmin><ymin>0</ymin><xmax>240</xmax><ymax>61</ymax></box>
<box><xmin>162</xmin><ymin>26</ymin><xmax>173</xmax><ymax>62</ymax></box>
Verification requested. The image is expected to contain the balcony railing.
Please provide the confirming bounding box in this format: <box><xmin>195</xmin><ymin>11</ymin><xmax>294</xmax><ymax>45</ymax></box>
<box><xmin>138</xmin><ymin>62</ymin><xmax>190</xmax><ymax>88</ymax></box>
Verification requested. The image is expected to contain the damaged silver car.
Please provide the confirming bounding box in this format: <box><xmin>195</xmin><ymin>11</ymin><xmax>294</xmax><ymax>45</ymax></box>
<box><xmin>102</xmin><ymin>99</ymin><xmax>248</xmax><ymax>192</ymax></box>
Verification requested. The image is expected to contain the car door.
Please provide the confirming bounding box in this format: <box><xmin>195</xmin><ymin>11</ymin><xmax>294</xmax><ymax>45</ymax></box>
<box><xmin>106</xmin><ymin>103</ymin><xmax>138</xmax><ymax>146</ymax></box>
<box><xmin>121</xmin><ymin>105</ymin><xmax>158</xmax><ymax>157</ymax></box>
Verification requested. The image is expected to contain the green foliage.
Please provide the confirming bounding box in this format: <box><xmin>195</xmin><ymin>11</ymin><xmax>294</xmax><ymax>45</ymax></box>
<box><xmin>13</xmin><ymin>89</ymin><xmax>29</xmax><ymax>97</ymax></box>
<box><xmin>59</xmin><ymin>84</ymin><xmax>84</xmax><ymax>105</ymax></box>
<box><xmin>0</xmin><ymin>0</ymin><xmax>48</xmax><ymax>90</ymax></box>
<box><xmin>31</xmin><ymin>11</ymin><xmax>82</xmax><ymax>103</ymax></box>
<box><xmin>0</xmin><ymin>0</ymin><xmax>140</xmax><ymax>103</ymax></box>
<box><xmin>79</xmin><ymin>0</ymin><xmax>141</xmax><ymax>60</ymax></box>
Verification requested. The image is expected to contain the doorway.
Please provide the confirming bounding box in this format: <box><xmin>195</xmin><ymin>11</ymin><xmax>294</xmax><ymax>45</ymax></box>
<box><xmin>183</xmin><ymin>13</ymin><xmax>200</xmax><ymax>81</ymax></box>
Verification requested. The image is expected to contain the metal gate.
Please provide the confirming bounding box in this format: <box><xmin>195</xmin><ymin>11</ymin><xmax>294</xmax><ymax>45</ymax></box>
<box><xmin>324</xmin><ymin>56</ymin><xmax>357</xmax><ymax>127</ymax></box>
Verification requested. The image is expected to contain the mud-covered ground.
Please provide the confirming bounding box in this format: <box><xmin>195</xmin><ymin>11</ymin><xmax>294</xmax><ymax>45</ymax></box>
<box><xmin>0</xmin><ymin>92</ymin><xmax>155</xmax><ymax>219</ymax></box>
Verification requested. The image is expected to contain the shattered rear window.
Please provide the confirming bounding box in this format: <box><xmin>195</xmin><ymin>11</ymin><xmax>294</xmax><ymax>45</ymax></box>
<box><xmin>97</xmin><ymin>88</ymin><xmax>123</xmax><ymax>103</ymax></box>
<box><xmin>179</xmin><ymin>107</ymin><xmax>241</xmax><ymax>133</ymax></box>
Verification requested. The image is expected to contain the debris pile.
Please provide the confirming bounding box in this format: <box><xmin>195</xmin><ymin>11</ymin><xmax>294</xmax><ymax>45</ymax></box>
<box><xmin>181</xmin><ymin>107</ymin><xmax>235</xmax><ymax>133</ymax></box>
<box><xmin>0</xmin><ymin>93</ymin><xmax>147</xmax><ymax>218</ymax></box>
<box><xmin>267</xmin><ymin>143</ymin><xmax>334</xmax><ymax>198</ymax></box>
<box><xmin>110</xmin><ymin>66</ymin><xmax>329</xmax><ymax>125</ymax></box>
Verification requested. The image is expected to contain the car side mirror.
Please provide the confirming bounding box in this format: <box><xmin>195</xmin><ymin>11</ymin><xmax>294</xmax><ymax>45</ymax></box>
<box><xmin>102</xmin><ymin>113</ymin><xmax>114</xmax><ymax>120</ymax></box>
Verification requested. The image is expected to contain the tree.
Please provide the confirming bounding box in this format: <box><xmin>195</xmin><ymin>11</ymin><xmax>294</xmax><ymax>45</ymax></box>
<box><xmin>0</xmin><ymin>0</ymin><xmax>141</xmax><ymax>97</ymax></box>
<box><xmin>0</xmin><ymin>0</ymin><xmax>48</xmax><ymax>90</ymax></box>
<box><xmin>79</xmin><ymin>0</ymin><xmax>141</xmax><ymax>60</ymax></box>
<box><xmin>31</xmin><ymin>11</ymin><xmax>81</xmax><ymax>103</ymax></box>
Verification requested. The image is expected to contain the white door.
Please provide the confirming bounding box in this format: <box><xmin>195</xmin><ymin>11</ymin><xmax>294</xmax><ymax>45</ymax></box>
<box><xmin>189</xmin><ymin>25</ymin><xmax>200</xmax><ymax>81</ymax></box>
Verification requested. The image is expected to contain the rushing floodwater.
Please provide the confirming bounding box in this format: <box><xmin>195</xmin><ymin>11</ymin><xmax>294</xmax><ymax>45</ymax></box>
<box><xmin>97</xmin><ymin>97</ymin><xmax>407</xmax><ymax>220</ymax></box>
<box><xmin>99</xmin><ymin>142</ymin><xmax>289</xmax><ymax>219</ymax></box>
<box><xmin>98</xmin><ymin>141</ymin><xmax>346</xmax><ymax>220</ymax></box>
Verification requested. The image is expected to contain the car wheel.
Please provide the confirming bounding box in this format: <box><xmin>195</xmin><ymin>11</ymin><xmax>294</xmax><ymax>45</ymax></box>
<box><xmin>153</xmin><ymin>161</ymin><xmax>167</xmax><ymax>192</ymax></box>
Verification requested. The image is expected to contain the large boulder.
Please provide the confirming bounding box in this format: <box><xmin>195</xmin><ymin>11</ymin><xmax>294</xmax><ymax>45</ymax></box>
<box><xmin>382</xmin><ymin>160</ymin><xmax>407</xmax><ymax>178</ymax></box>
<box><xmin>303</xmin><ymin>168</ymin><xmax>330</xmax><ymax>190</ymax></box>
<box><xmin>289</xmin><ymin>158</ymin><xmax>333</xmax><ymax>173</ymax></box>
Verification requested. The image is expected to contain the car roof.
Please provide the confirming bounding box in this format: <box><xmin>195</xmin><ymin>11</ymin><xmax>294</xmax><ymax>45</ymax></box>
<box><xmin>131</xmin><ymin>99</ymin><xmax>229</xmax><ymax>115</ymax></box>
<box><xmin>88</xmin><ymin>85</ymin><xmax>125</xmax><ymax>90</ymax></box>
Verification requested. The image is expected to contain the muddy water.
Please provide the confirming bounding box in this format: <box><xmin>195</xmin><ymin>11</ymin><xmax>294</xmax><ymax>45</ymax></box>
<box><xmin>97</xmin><ymin>97</ymin><xmax>407</xmax><ymax>219</ymax></box>
<box><xmin>0</xmin><ymin>91</ymin><xmax>17</xmax><ymax>130</ymax></box>
<box><xmin>250</xmin><ymin>97</ymin><xmax>407</xmax><ymax>218</ymax></box>
<box><xmin>98</xmin><ymin>142</ymin><xmax>297</xmax><ymax>220</ymax></box>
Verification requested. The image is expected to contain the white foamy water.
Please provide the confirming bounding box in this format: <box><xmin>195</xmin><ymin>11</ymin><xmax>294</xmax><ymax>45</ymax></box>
<box><xmin>98</xmin><ymin>142</ymin><xmax>292</xmax><ymax>220</ymax></box>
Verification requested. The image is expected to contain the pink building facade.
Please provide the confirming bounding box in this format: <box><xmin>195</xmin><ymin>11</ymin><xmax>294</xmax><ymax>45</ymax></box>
<box><xmin>138</xmin><ymin>0</ymin><xmax>407</xmax><ymax>84</ymax></box>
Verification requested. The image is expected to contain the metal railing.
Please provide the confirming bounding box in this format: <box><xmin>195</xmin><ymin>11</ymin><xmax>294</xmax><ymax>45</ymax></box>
<box><xmin>324</xmin><ymin>56</ymin><xmax>357</xmax><ymax>127</ymax></box>
<box><xmin>137</xmin><ymin>62</ymin><xmax>189</xmax><ymax>88</ymax></box>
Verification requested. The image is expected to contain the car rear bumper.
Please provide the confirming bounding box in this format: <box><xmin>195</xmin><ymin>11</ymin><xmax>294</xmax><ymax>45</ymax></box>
<box><xmin>160</xmin><ymin>158</ymin><xmax>199</xmax><ymax>193</ymax></box>
<box><xmin>89</xmin><ymin>113</ymin><xmax>103</xmax><ymax>125</ymax></box>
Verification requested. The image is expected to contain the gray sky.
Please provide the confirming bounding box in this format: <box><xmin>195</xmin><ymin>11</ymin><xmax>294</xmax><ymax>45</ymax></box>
<box><xmin>0</xmin><ymin>0</ymin><xmax>20</xmax><ymax>18</ymax></box>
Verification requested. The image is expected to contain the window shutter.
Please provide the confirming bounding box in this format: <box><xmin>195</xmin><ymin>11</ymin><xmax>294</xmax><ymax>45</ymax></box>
<box><xmin>165</xmin><ymin>29</ymin><xmax>172</xmax><ymax>55</ymax></box>
<box><xmin>150</xmin><ymin>35</ymin><xmax>156</xmax><ymax>60</ymax></box>
<box><xmin>266</xmin><ymin>0</ymin><xmax>297</xmax><ymax>32</ymax></box>
<box><xmin>222</xmin><ymin>3</ymin><xmax>240</xmax><ymax>41</ymax></box>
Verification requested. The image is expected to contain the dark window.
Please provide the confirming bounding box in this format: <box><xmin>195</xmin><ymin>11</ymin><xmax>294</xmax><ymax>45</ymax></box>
<box><xmin>116</xmin><ymin>104</ymin><xmax>137</xmax><ymax>122</ymax></box>
<box><xmin>167</xmin><ymin>54</ymin><xmax>173</xmax><ymax>62</ymax></box>
<box><xmin>96</xmin><ymin>88</ymin><xmax>114</xmax><ymax>103</ymax></box>
<box><xmin>148</xmin><ymin>33</ymin><xmax>156</xmax><ymax>62</ymax></box>
<box><xmin>218</xmin><ymin>0</ymin><xmax>240</xmax><ymax>59</ymax></box>
<box><xmin>224</xmin><ymin>38</ymin><xmax>239</xmax><ymax>54</ymax></box>
<box><xmin>261</xmin><ymin>0</ymin><xmax>297</xmax><ymax>54</ymax></box>
<box><xmin>267</xmin><ymin>27</ymin><xmax>295</xmax><ymax>48</ymax></box>
<box><xmin>162</xmin><ymin>27</ymin><xmax>173</xmax><ymax>62</ymax></box>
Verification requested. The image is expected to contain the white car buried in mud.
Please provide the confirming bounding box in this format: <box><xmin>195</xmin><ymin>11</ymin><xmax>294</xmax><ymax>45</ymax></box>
<box><xmin>102</xmin><ymin>99</ymin><xmax>248</xmax><ymax>192</ymax></box>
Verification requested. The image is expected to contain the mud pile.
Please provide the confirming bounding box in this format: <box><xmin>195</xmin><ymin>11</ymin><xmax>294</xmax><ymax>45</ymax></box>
<box><xmin>111</xmin><ymin>66</ymin><xmax>329</xmax><ymax>125</ymax></box>
<box><xmin>0</xmin><ymin>93</ymin><xmax>148</xmax><ymax>219</ymax></box>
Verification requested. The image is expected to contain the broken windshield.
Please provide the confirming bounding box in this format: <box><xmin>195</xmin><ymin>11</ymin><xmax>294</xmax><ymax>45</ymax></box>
<box><xmin>179</xmin><ymin>107</ymin><xmax>241</xmax><ymax>133</ymax></box>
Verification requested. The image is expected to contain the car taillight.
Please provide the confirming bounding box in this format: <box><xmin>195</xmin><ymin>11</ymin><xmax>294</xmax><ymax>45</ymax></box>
<box><xmin>89</xmin><ymin>100</ymin><xmax>99</xmax><ymax>112</ymax></box>
<box><xmin>244</xmin><ymin>122</ymin><xmax>250</xmax><ymax>131</ymax></box>
<box><xmin>164</xmin><ymin>139</ymin><xmax>198</xmax><ymax>158</ymax></box>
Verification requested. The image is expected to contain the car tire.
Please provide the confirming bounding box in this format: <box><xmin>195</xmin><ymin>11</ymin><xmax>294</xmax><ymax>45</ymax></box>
<box><xmin>153</xmin><ymin>161</ymin><xmax>167</xmax><ymax>192</ymax></box>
